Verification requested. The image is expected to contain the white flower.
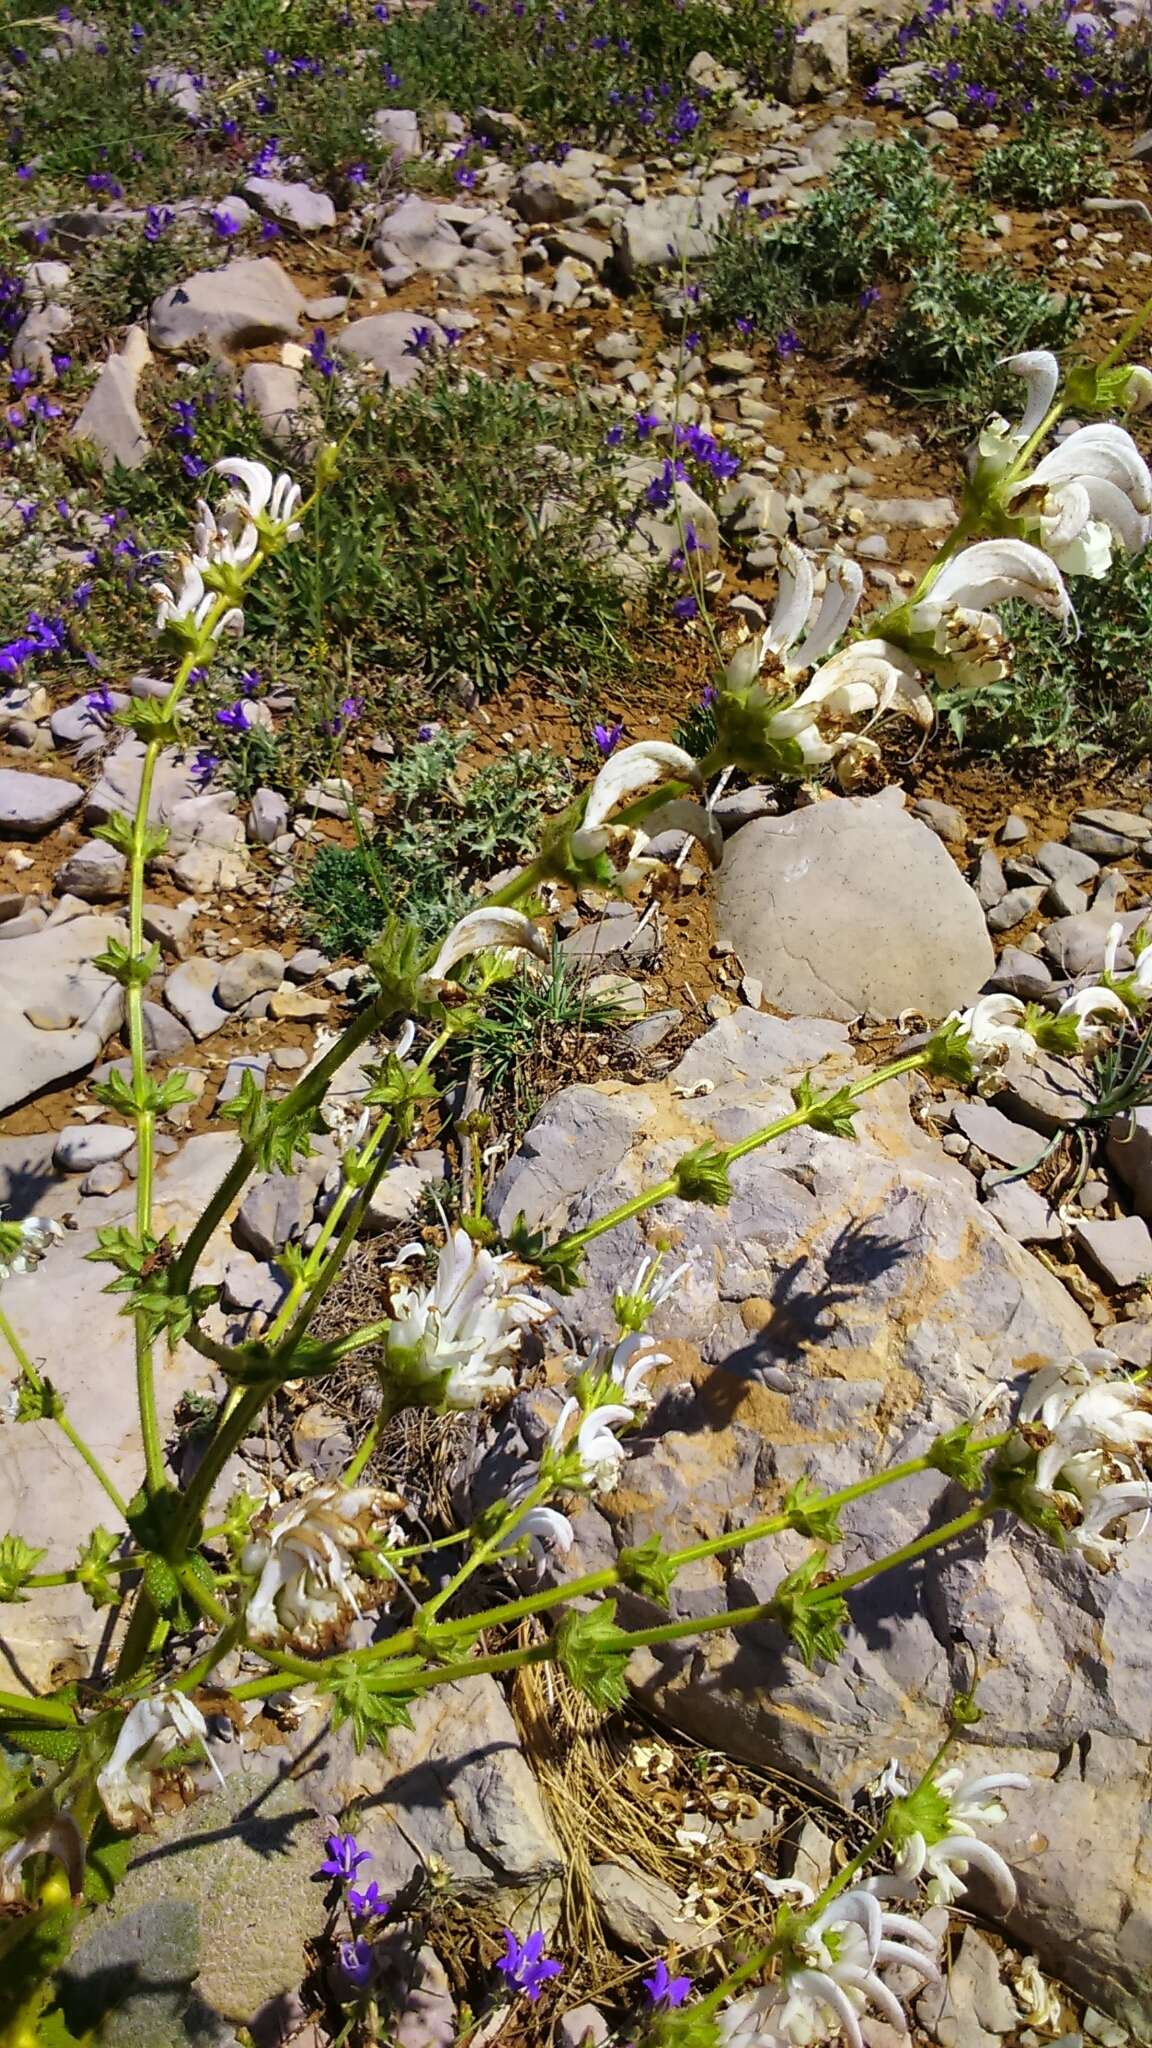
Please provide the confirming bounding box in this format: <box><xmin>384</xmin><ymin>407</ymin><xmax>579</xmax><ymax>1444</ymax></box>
<box><xmin>893</xmin><ymin>1765</ymin><xmax>1029</xmax><ymax>1911</ymax></box>
<box><xmin>549</xmin><ymin>1397</ymin><xmax>634</xmax><ymax>1493</ymax></box>
<box><xmin>384</xmin><ymin>1227</ymin><xmax>551</xmax><ymax>1408</ymax></box>
<box><xmin>213</xmin><ymin>456</ymin><xmax>303</xmax><ymax>539</ymax></box>
<box><xmin>1012</xmin><ymin>1955</ymin><xmax>1063</xmax><ymax>2030</ymax></box>
<box><xmin>1020</xmin><ymin>1352</ymin><xmax>1152</xmax><ymax>1484</ymax></box>
<box><xmin>498</xmin><ymin>1486</ymin><xmax>575</xmax><ymax>1573</ymax></box>
<box><xmin>426</xmin><ymin>906</ymin><xmax>548</xmax><ymax>982</ymax></box>
<box><xmin>721</xmin><ymin>1889</ymin><xmax>941</xmax><ymax>2048</ymax></box>
<box><xmin>1103</xmin><ymin>919</ymin><xmax>1152</xmax><ymax>1005</ymax></box>
<box><xmin>1005</xmin><ymin>422</ymin><xmax>1152</xmax><ymax>579</ymax></box>
<box><xmin>728</xmin><ymin>548</ymin><xmax>868</xmax><ymax>683</ymax></box>
<box><xmin>605</xmin><ymin>1332</ymin><xmax>670</xmax><ymax>1413</ymax></box>
<box><xmin>1057</xmin><ymin>984</ymin><xmax>1130</xmax><ymax>1054</ymax></box>
<box><xmin>96</xmin><ymin>1691</ymin><xmax>219</xmax><ymax>1830</ymax></box>
<box><xmin>909</xmin><ymin>543</ymin><xmax>1074</xmax><ymax>675</ymax></box>
<box><xmin>192</xmin><ymin>495</ymin><xmax>259</xmax><ymax>571</ymax></box>
<box><xmin>1003</xmin><ymin>349</ymin><xmax>1061</xmax><ymax>440</ymax></box>
<box><xmin>1122</xmin><ymin>365</ymin><xmax>1152</xmax><ymax>414</ymax></box>
<box><xmin>946</xmin><ymin>992</ymin><xmax>1037</xmax><ymax>1084</ymax></box>
<box><xmin>0</xmin><ymin>1214</ymin><xmax>62</xmax><ymax>1284</ymax></box>
<box><xmin>1066</xmin><ymin>1477</ymin><xmax>1151</xmax><ymax>1567</ymax></box>
<box><xmin>241</xmin><ymin>1480</ymin><xmax>402</xmax><ymax>1645</ymax></box>
<box><xmin>151</xmin><ymin>556</ymin><xmax>243</xmax><ymax>640</ymax></box>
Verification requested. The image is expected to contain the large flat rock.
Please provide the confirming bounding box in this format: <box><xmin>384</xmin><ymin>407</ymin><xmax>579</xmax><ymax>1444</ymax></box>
<box><xmin>713</xmin><ymin>788</ymin><xmax>994</xmax><ymax>1021</ymax></box>
<box><xmin>0</xmin><ymin>907</ymin><xmax>125</xmax><ymax>1113</ymax></box>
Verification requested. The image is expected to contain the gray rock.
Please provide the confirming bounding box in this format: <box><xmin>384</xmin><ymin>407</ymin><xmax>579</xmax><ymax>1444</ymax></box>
<box><xmin>50</xmin><ymin>689</ymin><xmax>129</xmax><ymax>751</ymax></box>
<box><xmin>589</xmin><ymin>1862</ymin><xmax>708</xmax><ymax>1952</ymax></box>
<box><xmin>86</xmin><ymin>738</ymin><xmax>198</xmax><ymax>829</ymax></box>
<box><xmin>986</xmin><ymin>885</ymin><xmax>1044</xmax><ymax>935</ymax></box>
<box><xmin>713</xmin><ymin>792</ymin><xmax>993</xmax><ymax>1023</ymax></box>
<box><xmin>614</xmin><ymin>181</ymin><xmax>732</xmax><ymax>278</ymax></box>
<box><xmin>164</xmin><ymin>956</ymin><xmax>232</xmax><ymax>1040</ymax></box>
<box><xmin>1046</xmin><ymin>875</ymin><xmax>1089</xmax><ymax>919</ymax></box>
<box><xmin>510</xmin><ymin>154</ymin><xmax>605</xmax><ymax>223</ymax></box>
<box><xmin>81</xmin><ymin>1676</ymin><xmax>560</xmax><ymax>2025</ymax></box>
<box><xmin>1098</xmin><ymin>1318</ymin><xmax>1152</xmax><ymax>1367</ymax></box>
<box><xmin>53</xmin><ymin>1123</ymin><xmax>135</xmax><ymax>1173</ymax></box>
<box><xmin>362</xmin><ymin>1150</ymin><xmax>446</xmax><ymax>1233</ymax></box>
<box><xmin>712</xmin><ymin>785</ymin><xmax>777</xmax><ymax>835</ymax></box>
<box><xmin>1108</xmin><ymin>1107</ymin><xmax>1152</xmax><ymax>1218</ymax></box>
<box><xmin>148</xmin><ymin>63</ymin><xmax>203</xmax><ymax>116</ymax></box>
<box><xmin>142</xmin><ymin>901</ymin><xmax>195</xmax><ymax>959</ymax></box>
<box><xmin>80</xmin><ymin>1160</ymin><xmax>127</xmax><ymax>1197</ymax></box>
<box><xmin>60</xmin><ymin>1899</ymin><xmax>239</xmax><ymax>2048</ymax></box>
<box><xmin>70</xmin><ymin>325</ymin><xmax>152</xmax><ymax>471</ymax></box>
<box><xmin>922</xmin><ymin>1927</ymin><xmax>1020</xmax><ymax>2048</ymax></box>
<box><xmin>216</xmin><ymin>1054</ymin><xmax>270</xmax><ymax>1107</ymax></box>
<box><xmin>335</xmin><ymin>312</ymin><xmax>445</xmax><ymax>388</ymax></box>
<box><xmin>221</xmin><ymin>1252</ymin><xmax>287</xmax><ymax>1315</ymax></box>
<box><xmin>233</xmin><ymin>1167</ymin><xmax>321</xmax><ymax>1258</ymax></box>
<box><xmin>482</xmin><ymin>1011</ymin><xmax>1152</xmax><ymax>2015</ymax></box>
<box><xmin>951</xmin><ymin>1100</ymin><xmax>1045</xmax><ymax>1171</ymax></box>
<box><xmin>788</xmin><ymin>14</ymin><xmax>851</xmax><ymax>98</ymax></box>
<box><xmin>374</xmin><ymin>192</ymin><xmax>465</xmax><ymax>272</ymax></box>
<box><xmin>55</xmin><ymin>839</ymin><xmax>126</xmax><ymax>902</ymax></box>
<box><xmin>371</xmin><ymin>107</ymin><xmax>422</xmax><ymax>159</ymax></box>
<box><xmin>0</xmin><ymin>1134</ymin><xmax>240</xmax><ymax>1689</ymax></box>
<box><xmin>0</xmin><ymin>911</ymin><xmax>124</xmax><ymax>1112</ymax></box>
<box><xmin>981</xmin><ymin>1175</ymin><xmax>1064</xmax><ymax>1245</ymax></box>
<box><xmin>216</xmin><ymin>948</ymin><xmax>285</xmax><ymax>1010</ymax></box>
<box><xmin>973</xmin><ymin>849</ymin><xmax>1006</xmax><ymax>910</ymax></box>
<box><xmin>624</xmin><ymin>1007</ymin><xmax>682</xmax><ymax>1053</ymax></box>
<box><xmin>1036</xmin><ymin>841</ymin><xmax>1101</xmax><ymax>888</ymax></box>
<box><xmin>243</xmin><ymin>177</ymin><xmax>336</xmax><ymax>231</ymax></box>
<box><xmin>240</xmin><ymin>363</ymin><xmax>315</xmax><ymax>454</ymax></box>
<box><xmin>561</xmin><ymin>910</ymin><xmax>658</xmax><ymax>972</ymax></box>
<box><xmin>149</xmin><ymin>257</ymin><xmax>306</xmax><ymax>353</ymax></box>
<box><xmin>0</xmin><ymin>767</ymin><xmax>84</xmax><ymax>836</ymax></box>
<box><xmin>247</xmin><ymin>786</ymin><xmax>289</xmax><ymax>844</ymax></box>
<box><xmin>1068</xmin><ymin>807</ymin><xmax>1151</xmax><ymax>859</ymax></box>
<box><xmin>999</xmin><ymin>814</ymin><xmax>1030</xmax><ymax>845</ymax></box>
<box><xmin>286</xmin><ymin>947</ymin><xmax>330</xmax><ymax>982</ymax></box>
<box><xmin>595</xmin><ymin>329</ymin><xmax>641</xmax><ymax>362</ymax></box>
<box><xmin>848</xmin><ymin>495</ymin><xmax>956</xmax><ymax>531</ymax></box>
<box><xmin>993</xmin><ymin>1051</ymin><xmax>1093</xmax><ymax>1135</ymax></box>
<box><xmin>1074</xmin><ymin>1214</ymin><xmax>1152</xmax><ymax>1290</ymax></box>
<box><xmin>1042</xmin><ymin>915</ymin><xmax>1124</xmax><ymax>978</ymax></box>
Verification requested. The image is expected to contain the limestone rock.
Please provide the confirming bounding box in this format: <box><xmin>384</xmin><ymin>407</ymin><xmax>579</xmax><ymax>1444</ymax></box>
<box><xmin>788</xmin><ymin>15</ymin><xmax>851</xmax><ymax>99</ymax></box>
<box><xmin>713</xmin><ymin>792</ymin><xmax>993</xmax><ymax>1022</ymax></box>
<box><xmin>481</xmin><ymin>1011</ymin><xmax>1152</xmax><ymax>2017</ymax></box>
<box><xmin>243</xmin><ymin>177</ymin><xmax>336</xmax><ymax>231</ymax></box>
<box><xmin>510</xmin><ymin>154</ymin><xmax>605</xmax><ymax>223</ymax></box>
<box><xmin>215</xmin><ymin>948</ymin><xmax>285</xmax><ymax>1010</ymax></box>
<box><xmin>335</xmin><ymin>312</ymin><xmax>446</xmax><ymax>388</ymax></box>
<box><xmin>70</xmin><ymin>324</ymin><xmax>152</xmax><ymax>471</ymax></box>
<box><xmin>55</xmin><ymin>839</ymin><xmax>126</xmax><ymax>902</ymax></box>
<box><xmin>0</xmin><ymin>767</ymin><xmax>84</xmax><ymax>836</ymax></box>
<box><xmin>0</xmin><ymin>911</ymin><xmax>124</xmax><ymax>1113</ymax></box>
<box><xmin>149</xmin><ymin>257</ymin><xmax>305</xmax><ymax>353</ymax></box>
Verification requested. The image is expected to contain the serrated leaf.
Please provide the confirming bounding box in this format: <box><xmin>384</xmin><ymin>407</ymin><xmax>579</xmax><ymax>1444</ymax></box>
<box><xmin>503</xmin><ymin>1214</ymin><xmax>586</xmax><ymax>1294</ymax></box>
<box><xmin>770</xmin><ymin>1550</ymin><xmax>848</xmax><ymax>1669</ymax></box>
<box><xmin>616</xmin><ymin>1533</ymin><xmax>679</xmax><ymax>1603</ymax></box>
<box><xmin>554</xmin><ymin>1599</ymin><xmax>631</xmax><ymax>1709</ymax></box>
<box><xmin>75</xmin><ymin>1526</ymin><xmax>121</xmax><ymax>1610</ymax></box>
<box><xmin>792</xmin><ymin>1074</ymin><xmax>859</xmax><ymax>1139</ymax></box>
<box><xmin>673</xmin><ymin>1143</ymin><xmax>731</xmax><ymax>1207</ymax></box>
<box><xmin>927</xmin><ymin>1420</ymin><xmax>990</xmax><ymax>1491</ymax></box>
<box><xmin>782</xmin><ymin>1475</ymin><xmax>844</xmax><ymax>1543</ymax></box>
<box><xmin>920</xmin><ymin>1015</ymin><xmax>974</xmax><ymax>1086</ymax></box>
<box><xmin>0</xmin><ymin>1533</ymin><xmax>46</xmax><ymax>1601</ymax></box>
<box><xmin>326</xmin><ymin>1657</ymin><xmax>421</xmax><ymax>1751</ymax></box>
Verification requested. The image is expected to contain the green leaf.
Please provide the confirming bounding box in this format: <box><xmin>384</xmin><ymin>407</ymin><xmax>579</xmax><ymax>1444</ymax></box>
<box><xmin>646</xmin><ymin>2011</ymin><xmax>723</xmax><ymax>2048</ymax></box>
<box><xmin>326</xmin><ymin>1657</ymin><xmax>421</xmax><ymax>1751</ymax></box>
<box><xmin>616</xmin><ymin>1533</ymin><xmax>679</xmax><ymax>1603</ymax></box>
<box><xmin>90</xmin><ymin>1069</ymin><xmax>145</xmax><ymax>1117</ymax></box>
<box><xmin>75</xmin><ymin>1527</ymin><xmax>121</xmax><ymax>1610</ymax></box>
<box><xmin>90</xmin><ymin>937</ymin><xmax>161</xmax><ymax>990</ymax></box>
<box><xmin>770</xmin><ymin>1551</ymin><xmax>849</xmax><ymax>1668</ymax></box>
<box><xmin>116</xmin><ymin>696</ymin><xmax>184</xmax><ymax>745</ymax></box>
<box><xmin>220</xmin><ymin>1075</ymin><xmax>325</xmax><ymax>1173</ymax></box>
<box><xmin>503</xmin><ymin>1214</ymin><xmax>586</xmax><ymax>1294</ymax></box>
<box><xmin>14</xmin><ymin>1369</ymin><xmax>63</xmax><ymax>1424</ymax></box>
<box><xmin>152</xmin><ymin>1068</ymin><xmax>199</xmax><ymax>1114</ymax></box>
<box><xmin>927</xmin><ymin>1420</ymin><xmax>990</xmax><ymax>1491</ymax></box>
<box><xmin>920</xmin><ymin>1015</ymin><xmax>974</xmax><ymax>1086</ymax></box>
<box><xmin>362</xmin><ymin>916</ymin><xmax>427</xmax><ymax>1019</ymax></box>
<box><xmin>782</xmin><ymin>1475</ymin><xmax>844</xmax><ymax>1543</ymax></box>
<box><xmin>91</xmin><ymin>809</ymin><xmax>134</xmax><ymax>857</ymax></box>
<box><xmin>1026</xmin><ymin>1008</ymin><xmax>1081</xmax><ymax>1055</ymax></box>
<box><xmin>673</xmin><ymin>1143</ymin><xmax>731</xmax><ymax>1207</ymax></box>
<box><xmin>554</xmin><ymin>1599</ymin><xmax>631</xmax><ymax>1710</ymax></box>
<box><xmin>0</xmin><ymin>1533</ymin><xmax>46</xmax><ymax>1602</ymax></box>
<box><xmin>792</xmin><ymin>1073</ymin><xmax>859</xmax><ymax>1139</ymax></box>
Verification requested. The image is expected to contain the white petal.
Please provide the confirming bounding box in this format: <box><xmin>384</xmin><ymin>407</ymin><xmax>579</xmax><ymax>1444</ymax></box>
<box><xmin>213</xmin><ymin>456</ymin><xmax>274</xmax><ymax>517</ymax></box>
<box><xmin>1002</xmin><ymin>350</ymin><xmax>1060</xmax><ymax>439</ymax></box>
<box><xmin>790</xmin><ymin>556</ymin><xmax>865</xmax><ymax>669</ymax></box>
<box><xmin>928</xmin><ymin>540</ymin><xmax>1072</xmax><ymax>623</ymax></box>
<box><xmin>1031</xmin><ymin>424</ymin><xmax>1152</xmax><ymax>514</ymax></box>
<box><xmin>429</xmin><ymin>908</ymin><xmax>548</xmax><ymax>979</ymax></box>
<box><xmin>791</xmin><ymin>1971</ymin><xmax>864</xmax><ymax>2048</ymax></box>
<box><xmin>583</xmin><ymin>741</ymin><xmax>701</xmax><ymax>831</ymax></box>
<box><xmin>766</xmin><ymin>542</ymin><xmax>816</xmax><ymax>657</ymax></box>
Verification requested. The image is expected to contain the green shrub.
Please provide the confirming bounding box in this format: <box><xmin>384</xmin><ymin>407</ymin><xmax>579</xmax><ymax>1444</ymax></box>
<box><xmin>873</xmin><ymin>0</ymin><xmax>1149</xmax><ymax>122</ymax></box>
<box><xmin>973</xmin><ymin>123</ymin><xmax>1113</xmax><ymax>209</ymax></box>
<box><xmin>881</xmin><ymin>255</ymin><xmax>1079</xmax><ymax>413</ymax></box>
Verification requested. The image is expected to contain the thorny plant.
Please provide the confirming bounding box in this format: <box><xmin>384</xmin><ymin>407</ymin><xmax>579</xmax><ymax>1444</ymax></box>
<box><xmin>3</xmin><ymin>327</ymin><xmax>1152</xmax><ymax>2045</ymax></box>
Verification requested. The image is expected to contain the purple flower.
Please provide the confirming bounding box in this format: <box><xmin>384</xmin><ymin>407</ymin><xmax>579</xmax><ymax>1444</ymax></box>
<box><xmin>416</xmin><ymin>722</ymin><xmax>436</xmax><ymax>741</ymax></box>
<box><xmin>9</xmin><ymin>367</ymin><xmax>35</xmax><ymax>396</ymax></box>
<box><xmin>441</xmin><ymin>323</ymin><xmax>464</xmax><ymax>348</ymax></box>
<box><xmin>348</xmin><ymin>1880</ymin><xmax>390</xmax><ymax>1918</ymax></box>
<box><xmin>634</xmin><ymin>410</ymin><xmax>661</xmax><ymax>441</ymax></box>
<box><xmin>259</xmin><ymin>220</ymin><xmax>282</xmax><ymax>242</ymax></box>
<box><xmin>592</xmin><ymin>719</ymin><xmax>623</xmax><ymax>756</ymax></box>
<box><xmin>216</xmin><ymin>700</ymin><xmax>251</xmax><ymax>732</ymax></box>
<box><xmin>181</xmin><ymin>453</ymin><xmax>208</xmax><ymax>480</ymax></box>
<box><xmin>404</xmin><ymin>324</ymin><xmax>436</xmax><ymax>357</ymax></box>
<box><xmin>776</xmin><ymin>327</ymin><xmax>800</xmax><ymax>360</ymax></box>
<box><xmin>734</xmin><ymin>188</ymin><xmax>751</xmax><ymax>208</ymax></box>
<box><xmin>239</xmin><ymin>668</ymin><xmax>262</xmax><ymax>696</ymax></box>
<box><xmin>858</xmin><ymin>285</ymin><xmax>881</xmax><ymax>310</ymax></box>
<box><xmin>338</xmin><ymin>1938</ymin><xmax>375</xmax><ymax>1991</ymax></box>
<box><xmin>455</xmin><ymin>165</ymin><xmax>477</xmax><ymax>189</ymax></box>
<box><xmin>644</xmin><ymin>458</ymin><xmax>686</xmax><ymax>511</ymax></box>
<box><xmin>604</xmin><ymin>423</ymin><xmax>625</xmax><ymax>448</ymax></box>
<box><xmin>190</xmin><ymin>748</ymin><xmax>219</xmax><ymax>788</ymax></box>
<box><xmin>308</xmin><ymin>327</ymin><xmax>336</xmax><ymax>377</ymax></box>
<box><xmin>684</xmin><ymin>329</ymin><xmax>701</xmax><ymax>352</ymax></box>
<box><xmin>339</xmin><ymin>694</ymin><xmax>363</xmax><ymax>724</ymax></box>
<box><xmin>643</xmin><ymin>1960</ymin><xmax>692</xmax><ymax>2009</ymax></box>
<box><xmin>347</xmin><ymin>162</ymin><xmax>367</xmax><ymax>186</ymax></box>
<box><xmin>495</xmin><ymin>1929</ymin><xmax>562</xmax><ymax>2002</ymax></box>
<box><xmin>52</xmin><ymin>352</ymin><xmax>71</xmax><ymax>374</ymax></box>
<box><xmin>735</xmin><ymin>316</ymin><xmax>755</xmax><ymax>337</ymax></box>
<box><xmin>671</xmin><ymin>593</ymin><xmax>699</xmax><ymax>621</ymax></box>
<box><xmin>701</xmin><ymin>683</ymin><xmax>718</xmax><ymax>710</ymax></box>
<box><xmin>86</xmin><ymin>684</ymin><xmax>117</xmax><ymax>718</ymax></box>
<box><xmin>209</xmin><ymin>208</ymin><xmax>241</xmax><ymax>239</ymax></box>
<box><xmin>319</xmin><ymin>1833</ymin><xmax>372</xmax><ymax>1884</ymax></box>
<box><xmin>144</xmin><ymin>204</ymin><xmax>174</xmax><ymax>243</ymax></box>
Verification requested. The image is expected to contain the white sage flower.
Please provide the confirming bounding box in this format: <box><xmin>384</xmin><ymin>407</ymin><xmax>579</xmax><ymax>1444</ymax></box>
<box><xmin>151</xmin><ymin>557</ymin><xmax>243</xmax><ymax>640</ymax></box>
<box><xmin>909</xmin><ymin>541</ymin><xmax>1074</xmax><ymax>660</ymax></box>
<box><xmin>720</xmin><ymin>1887</ymin><xmax>941</xmax><ymax>2048</ymax></box>
<box><xmin>192</xmin><ymin>495</ymin><xmax>259</xmax><ymax>571</ymax></box>
<box><xmin>946</xmin><ymin>992</ymin><xmax>1037</xmax><ymax>1084</ymax></box>
<box><xmin>892</xmin><ymin>1764</ymin><xmax>1029</xmax><ymax>1910</ymax></box>
<box><xmin>1004</xmin><ymin>422</ymin><xmax>1152</xmax><ymax>579</ymax></box>
<box><xmin>96</xmin><ymin>1691</ymin><xmax>220</xmax><ymax>1830</ymax></box>
<box><xmin>383</xmin><ymin>1227</ymin><xmax>551</xmax><ymax>1408</ymax></box>
<box><xmin>498</xmin><ymin>1485</ymin><xmax>575</xmax><ymax>1573</ymax></box>
<box><xmin>549</xmin><ymin>1397</ymin><xmax>634</xmax><ymax>1494</ymax></box>
<box><xmin>1057</xmin><ymin>984</ymin><xmax>1131</xmax><ymax>1054</ymax></box>
<box><xmin>213</xmin><ymin>456</ymin><xmax>303</xmax><ymax>539</ymax></box>
<box><xmin>1012</xmin><ymin>1955</ymin><xmax>1063</xmax><ymax>2030</ymax></box>
<box><xmin>0</xmin><ymin>1214</ymin><xmax>62</xmax><ymax>1284</ymax></box>
<box><xmin>1103</xmin><ymin>919</ymin><xmax>1152</xmax><ymax>1005</ymax></box>
<box><xmin>426</xmin><ymin>906</ymin><xmax>548</xmax><ymax>982</ymax></box>
<box><xmin>1065</xmin><ymin>1477</ymin><xmax>1151</xmax><ymax>1567</ymax></box>
<box><xmin>242</xmin><ymin>1480</ymin><xmax>403</xmax><ymax>1645</ymax></box>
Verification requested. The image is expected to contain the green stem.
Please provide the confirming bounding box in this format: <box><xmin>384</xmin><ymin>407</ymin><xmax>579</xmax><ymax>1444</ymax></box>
<box><xmin>0</xmin><ymin>1306</ymin><xmax>129</xmax><ymax>1519</ymax></box>
<box><xmin>550</xmin><ymin>1049</ymin><xmax>929</xmax><ymax>1259</ymax></box>
<box><xmin>0</xmin><ymin>1688</ymin><xmax>77</xmax><ymax>1726</ymax></box>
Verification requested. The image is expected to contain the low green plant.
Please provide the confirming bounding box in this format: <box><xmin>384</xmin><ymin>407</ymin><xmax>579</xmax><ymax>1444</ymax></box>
<box><xmin>453</xmin><ymin>938</ymin><xmax>627</xmax><ymax>1134</ymax></box>
<box><xmin>298</xmin><ymin>733</ymin><xmax>572</xmax><ymax>955</ymax></box>
<box><xmin>944</xmin><ymin>549</ymin><xmax>1152</xmax><ymax>757</ymax></box>
<box><xmin>881</xmin><ymin>254</ymin><xmax>1079</xmax><ymax>414</ymax></box>
<box><xmin>973</xmin><ymin>122</ymin><xmax>1113</xmax><ymax>209</ymax></box>
<box><xmin>874</xmin><ymin>0</ymin><xmax>1150</xmax><ymax>123</ymax></box>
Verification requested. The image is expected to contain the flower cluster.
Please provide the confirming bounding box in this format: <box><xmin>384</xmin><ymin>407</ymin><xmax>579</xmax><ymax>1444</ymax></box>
<box><xmin>379</xmin><ymin>1227</ymin><xmax>552</xmax><ymax>1410</ymax></box>
<box><xmin>721</xmin><ymin>1886</ymin><xmax>941</xmax><ymax>2048</ymax></box>
<box><xmin>1010</xmin><ymin>1351</ymin><xmax>1152</xmax><ymax>1567</ymax></box>
<box><xmin>883</xmin><ymin>1760</ymin><xmax>1029</xmax><ymax>1909</ymax></box>
<box><xmin>316</xmin><ymin>1831</ymin><xmax>391</xmax><ymax>1998</ymax></box>
<box><xmin>241</xmin><ymin>1479</ymin><xmax>405</xmax><ymax>1644</ymax></box>
<box><xmin>96</xmin><ymin>1690</ymin><xmax>221</xmax><ymax>1830</ymax></box>
<box><xmin>151</xmin><ymin>457</ymin><xmax>303</xmax><ymax>651</ymax></box>
<box><xmin>0</xmin><ymin>611</ymin><xmax>68</xmax><ymax>683</ymax></box>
